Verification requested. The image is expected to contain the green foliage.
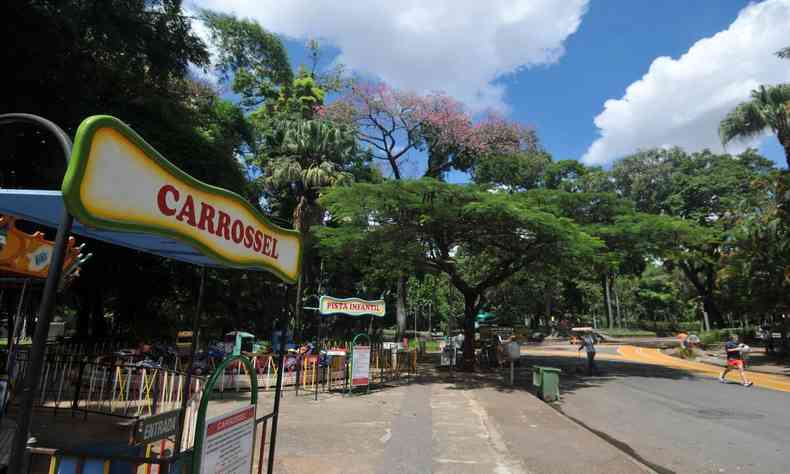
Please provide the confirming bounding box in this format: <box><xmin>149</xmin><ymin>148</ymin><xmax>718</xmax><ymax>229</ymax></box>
<box><xmin>472</xmin><ymin>151</ymin><xmax>551</xmax><ymax>190</ymax></box>
<box><xmin>720</xmin><ymin>84</ymin><xmax>790</xmax><ymax>167</ymax></box>
<box><xmin>599</xmin><ymin>328</ymin><xmax>657</xmax><ymax>337</ymax></box>
<box><xmin>198</xmin><ymin>9</ymin><xmax>293</xmax><ymax>109</ymax></box>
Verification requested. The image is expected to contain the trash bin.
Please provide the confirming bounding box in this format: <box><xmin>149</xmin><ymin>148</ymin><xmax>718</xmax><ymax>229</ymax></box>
<box><xmin>532</xmin><ymin>366</ymin><xmax>561</xmax><ymax>402</ymax></box>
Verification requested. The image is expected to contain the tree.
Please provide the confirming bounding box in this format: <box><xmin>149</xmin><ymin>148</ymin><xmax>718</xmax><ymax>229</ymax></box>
<box><xmin>720</xmin><ymin>84</ymin><xmax>790</xmax><ymax>168</ymax></box>
<box><xmin>260</xmin><ymin>120</ymin><xmax>356</xmax><ymax>334</ymax></box>
<box><xmin>198</xmin><ymin>9</ymin><xmax>293</xmax><ymax>109</ymax></box>
<box><xmin>613</xmin><ymin>148</ymin><xmax>776</xmax><ymax>328</ymax></box>
<box><xmin>317</xmin><ymin>179</ymin><xmax>601</xmax><ymax>369</ymax></box>
<box><xmin>777</xmin><ymin>47</ymin><xmax>790</xmax><ymax>59</ymax></box>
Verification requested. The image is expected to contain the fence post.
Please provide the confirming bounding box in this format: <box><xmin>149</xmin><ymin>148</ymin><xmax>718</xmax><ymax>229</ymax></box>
<box><xmin>72</xmin><ymin>360</ymin><xmax>86</xmax><ymax>414</ymax></box>
<box><xmin>151</xmin><ymin>370</ymin><xmax>161</xmax><ymax>415</ymax></box>
<box><xmin>295</xmin><ymin>355</ymin><xmax>300</xmax><ymax>397</ymax></box>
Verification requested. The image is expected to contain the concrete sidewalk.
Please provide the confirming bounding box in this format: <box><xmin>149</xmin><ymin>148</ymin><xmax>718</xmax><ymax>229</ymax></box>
<box><xmin>253</xmin><ymin>364</ymin><xmax>653</xmax><ymax>473</ymax></box>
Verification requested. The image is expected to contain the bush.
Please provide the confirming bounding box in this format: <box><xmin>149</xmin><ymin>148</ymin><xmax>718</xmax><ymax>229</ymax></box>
<box><xmin>678</xmin><ymin>346</ymin><xmax>696</xmax><ymax>359</ymax></box>
<box><xmin>698</xmin><ymin>328</ymin><xmax>747</xmax><ymax>347</ymax></box>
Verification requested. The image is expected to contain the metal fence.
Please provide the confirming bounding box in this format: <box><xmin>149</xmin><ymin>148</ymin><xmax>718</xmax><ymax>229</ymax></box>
<box><xmin>10</xmin><ymin>353</ymin><xmax>203</xmax><ymax>422</ymax></box>
<box><xmin>213</xmin><ymin>347</ymin><xmax>418</xmax><ymax>395</ymax></box>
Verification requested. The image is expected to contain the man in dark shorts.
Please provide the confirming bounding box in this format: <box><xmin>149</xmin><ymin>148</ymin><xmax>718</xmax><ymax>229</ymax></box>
<box><xmin>719</xmin><ymin>334</ymin><xmax>753</xmax><ymax>387</ymax></box>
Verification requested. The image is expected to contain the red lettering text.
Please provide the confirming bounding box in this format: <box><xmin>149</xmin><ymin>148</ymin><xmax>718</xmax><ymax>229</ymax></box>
<box><xmin>197</xmin><ymin>203</ymin><xmax>215</xmax><ymax>233</ymax></box>
<box><xmin>157</xmin><ymin>185</ymin><xmax>179</xmax><ymax>216</ymax></box>
<box><xmin>216</xmin><ymin>211</ymin><xmax>231</xmax><ymax>240</ymax></box>
<box><xmin>253</xmin><ymin>230</ymin><xmax>263</xmax><ymax>252</ymax></box>
<box><xmin>175</xmin><ymin>195</ymin><xmax>196</xmax><ymax>226</ymax></box>
<box><xmin>243</xmin><ymin>226</ymin><xmax>254</xmax><ymax>249</ymax></box>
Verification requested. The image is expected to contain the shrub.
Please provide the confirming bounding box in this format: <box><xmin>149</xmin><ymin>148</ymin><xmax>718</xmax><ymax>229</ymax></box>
<box><xmin>678</xmin><ymin>346</ymin><xmax>696</xmax><ymax>359</ymax></box>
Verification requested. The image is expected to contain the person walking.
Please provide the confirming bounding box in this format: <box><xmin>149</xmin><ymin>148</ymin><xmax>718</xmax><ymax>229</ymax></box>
<box><xmin>719</xmin><ymin>334</ymin><xmax>753</xmax><ymax>387</ymax></box>
<box><xmin>577</xmin><ymin>331</ymin><xmax>597</xmax><ymax>376</ymax></box>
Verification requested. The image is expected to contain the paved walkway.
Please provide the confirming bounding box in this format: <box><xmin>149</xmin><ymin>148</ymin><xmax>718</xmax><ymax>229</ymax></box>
<box><xmin>246</xmin><ymin>366</ymin><xmax>653</xmax><ymax>473</ymax></box>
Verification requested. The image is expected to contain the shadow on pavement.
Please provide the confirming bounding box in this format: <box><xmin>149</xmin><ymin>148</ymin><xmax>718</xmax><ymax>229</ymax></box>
<box><xmin>412</xmin><ymin>352</ymin><xmax>699</xmax><ymax>398</ymax></box>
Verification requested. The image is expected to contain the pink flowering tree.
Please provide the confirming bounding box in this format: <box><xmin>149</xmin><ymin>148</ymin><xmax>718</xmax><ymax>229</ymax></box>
<box><xmin>320</xmin><ymin>81</ymin><xmax>536</xmax><ymax>180</ymax></box>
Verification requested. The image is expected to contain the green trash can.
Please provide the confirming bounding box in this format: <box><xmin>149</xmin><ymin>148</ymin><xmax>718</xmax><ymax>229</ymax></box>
<box><xmin>532</xmin><ymin>366</ymin><xmax>561</xmax><ymax>402</ymax></box>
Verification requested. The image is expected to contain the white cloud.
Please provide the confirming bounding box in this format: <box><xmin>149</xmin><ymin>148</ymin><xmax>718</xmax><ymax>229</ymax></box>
<box><xmin>190</xmin><ymin>0</ymin><xmax>588</xmax><ymax>111</ymax></box>
<box><xmin>583</xmin><ymin>0</ymin><xmax>790</xmax><ymax>166</ymax></box>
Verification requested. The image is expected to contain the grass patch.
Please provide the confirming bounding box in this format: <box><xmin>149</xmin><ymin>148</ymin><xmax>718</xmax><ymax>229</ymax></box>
<box><xmin>409</xmin><ymin>339</ymin><xmax>441</xmax><ymax>351</ymax></box>
<box><xmin>598</xmin><ymin>328</ymin><xmax>657</xmax><ymax>338</ymax></box>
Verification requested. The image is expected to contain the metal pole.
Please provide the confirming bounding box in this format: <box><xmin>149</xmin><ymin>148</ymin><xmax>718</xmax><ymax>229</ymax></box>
<box><xmin>174</xmin><ymin>266</ymin><xmax>206</xmax><ymax>454</ymax></box>
<box><xmin>8</xmin><ymin>212</ymin><xmax>73</xmax><ymax>473</ymax></box>
<box><xmin>6</xmin><ymin>279</ymin><xmax>29</xmax><ymax>377</ymax></box>
<box><xmin>428</xmin><ymin>302</ymin><xmax>431</xmax><ymax>340</ymax></box>
<box><xmin>4</xmin><ymin>113</ymin><xmax>75</xmax><ymax>474</ymax></box>
<box><xmin>267</xmin><ymin>315</ymin><xmax>287</xmax><ymax>474</ymax></box>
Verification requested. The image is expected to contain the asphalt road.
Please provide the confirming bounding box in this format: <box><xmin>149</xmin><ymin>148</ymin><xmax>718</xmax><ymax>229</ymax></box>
<box><xmin>522</xmin><ymin>349</ymin><xmax>790</xmax><ymax>474</ymax></box>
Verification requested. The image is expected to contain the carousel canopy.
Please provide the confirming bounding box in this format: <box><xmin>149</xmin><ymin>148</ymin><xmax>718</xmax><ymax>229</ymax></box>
<box><xmin>1</xmin><ymin>188</ymin><xmax>223</xmax><ymax>268</ymax></box>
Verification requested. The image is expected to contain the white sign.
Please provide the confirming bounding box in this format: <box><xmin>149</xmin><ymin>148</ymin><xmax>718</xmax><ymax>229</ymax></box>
<box><xmin>319</xmin><ymin>296</ymin><xmax>385</xmax><ymax>317</ymax></box>
<box><xmin>64</xmin><ymin>116</ymin><xmax>302</xmax><ymax>283</ymax></box>
<box><xmin>200</xmin><ymin>405</ymin><xmax>255</xmax><ymax>474</ymax></box>
<box><xmin>352</xmin><ymin>346</ymin><xmax>371</xmax><ymax>386</ymax></box>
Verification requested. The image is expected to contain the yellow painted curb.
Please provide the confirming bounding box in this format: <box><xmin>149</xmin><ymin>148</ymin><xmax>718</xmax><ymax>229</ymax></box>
<box><xmin>523</xmin><ymin>345</ymin><xmax>790</xmax><ymax>393</ymax></box>
<box><xmin>617</xmin><ymin>346</ymin><xmax>790</xmax><ymax>393</ymax></box>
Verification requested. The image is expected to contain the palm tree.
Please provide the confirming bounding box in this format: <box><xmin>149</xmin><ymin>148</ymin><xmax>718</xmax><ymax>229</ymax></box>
<box><xmin>720</xmin><ymin>84</ymin><xmax>790</xmax><ymax>168</ymax></box>
<box><xmin>777</xmin><ymin>46</ymin><xmax>790</xmax><ymax>59</ymax></box>
<box><xmin>262</xmin><ymin>119</ymin><xmax>355</xmax><ymax>335</ymax></box>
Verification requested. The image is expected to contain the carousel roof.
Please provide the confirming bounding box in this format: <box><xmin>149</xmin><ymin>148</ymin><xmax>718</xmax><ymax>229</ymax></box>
<box><xmin>1</xmin><ymin>188</ymin><xmax>227</xmax><ymax>268</ymax></box>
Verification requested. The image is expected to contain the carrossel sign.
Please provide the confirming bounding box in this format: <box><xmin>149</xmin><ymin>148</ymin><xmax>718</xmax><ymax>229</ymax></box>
<box><xmin>319</xmin><ymin>296</ymin><xmax>386</xmax><ymax>317</ymax></box>
<box><xmin>62</xmin><ymin>116</ymin><xmax>301</xmax><ymax>283</ymax></box>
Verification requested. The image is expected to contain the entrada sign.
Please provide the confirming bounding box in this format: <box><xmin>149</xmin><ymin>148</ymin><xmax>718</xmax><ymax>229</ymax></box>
<box><xmin>62</xmin><ymin>116</ymin><xmax>301</xmax><ymax>283</ymax></box>
<box><xmin>134</xmin><ymin>409</ymin><xmax>182</xmax><ymax>445</ymax></box>
<box><xmin>319</xmin><ymin>296</ymin><xmax>386</xmax><ymax>317</ymax></box>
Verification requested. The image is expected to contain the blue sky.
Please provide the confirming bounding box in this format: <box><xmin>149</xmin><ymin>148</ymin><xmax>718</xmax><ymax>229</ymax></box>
<box><xmin>196</xmin><ymin>0</ymin><xmax>790</xmax><ymax>170</ymax></box>
<box><xmin>496</xmin><ymin>0</ymin><xmax>785</xmax><ymax>167</ymax></box>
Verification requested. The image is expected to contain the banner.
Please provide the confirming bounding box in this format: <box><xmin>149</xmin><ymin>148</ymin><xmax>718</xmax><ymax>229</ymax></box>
<box><xmin>62</xmin><ymin>115</ymin><xmax>301</xmax><ymax>283</ymax></box>
<box><xmin>319</xmin><ymin>296</ymin><xmax>386</xmax><ymax>317</ymax></box>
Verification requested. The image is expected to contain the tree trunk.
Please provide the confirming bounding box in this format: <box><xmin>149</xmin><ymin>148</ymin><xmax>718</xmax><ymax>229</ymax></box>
<box><xmin>396</xmin><ymin>275</ymin><xmax>407</xmax><ymax>335</ymax></box>
<box><xmin>603</xmin><ymin>273</ymin><xmax>613</xmax><ymax>329</ymax></box>
<box><xmin>702</xmin><ymin>295</ymin><xmax>722</xmax><ymax>329</ymax></box>
<box><xmin>461</xmin><ymin>293</ymin><xmax>479</xmax><ymax>371</ymax></box>
<box><xmin>543</xmin><ymin>286</ymin><xmax>552</xmax><ymax>331</ymax></box>
<box><xmin>612</xmin><ymin>276</ymin><xmax>622</xmax><ymax>328</ymax></box>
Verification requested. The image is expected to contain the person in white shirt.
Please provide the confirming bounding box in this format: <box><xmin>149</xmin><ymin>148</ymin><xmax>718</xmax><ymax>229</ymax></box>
<box><xmin>577</xmin><ymin>332</ymin><xmax>597</xmax><ymax>376</ymax></box>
